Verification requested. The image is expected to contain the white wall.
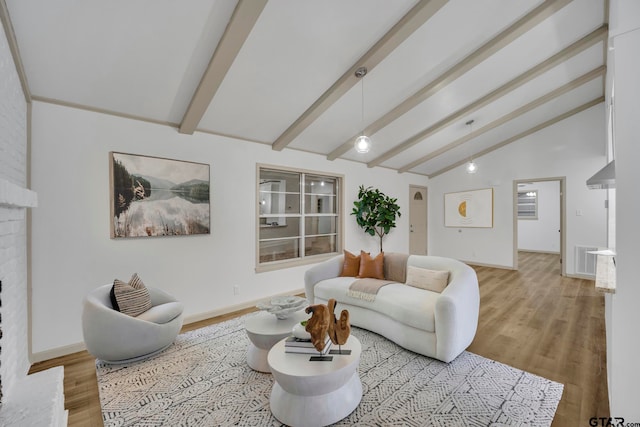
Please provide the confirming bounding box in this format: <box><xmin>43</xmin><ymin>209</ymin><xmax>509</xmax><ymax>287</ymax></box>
<box><xmin>607</xmin><ymin>0</ymin><xmax>640</xmax><ymax>420</ymax></box>
<box><xmin>427</xmin><ymin>104</ymin><xmax>607</xmax><ymax>274</ymax></box>
<box><xmin>29</xmin><ymin>101</ymin><xmax>427</xmax><ymax>357</ymax></box>
<box><xmin>0</xmin><ymin>17</ymin><xmax>30</xmax><ymax>399</ymax></box>
<box><xmin>517</xmin><ymin>181</ymin><xmax>560</xmax><ymax>253</ymax></box>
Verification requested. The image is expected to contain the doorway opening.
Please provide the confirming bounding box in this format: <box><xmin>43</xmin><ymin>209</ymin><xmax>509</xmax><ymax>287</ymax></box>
<box><xmin>513</xmin><ymin>177</ymin><xmax>566</xmax><ymax>276</ymax></box>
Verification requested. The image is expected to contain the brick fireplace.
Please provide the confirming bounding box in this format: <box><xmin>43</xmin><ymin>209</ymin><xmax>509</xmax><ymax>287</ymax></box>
<box><xmin>1</xmin><ymin>279</ymin><xmax>3</xmax><ymax>406</ymax></box>
<box><xmin>1</xmin><ymin>14</ymin><xmax>66</xmax><ymax>424</ymax></box>
<box><xmin>0</xmin><ymin>193</ymin><xmax>66</xmax><ymax>426</ymax></box>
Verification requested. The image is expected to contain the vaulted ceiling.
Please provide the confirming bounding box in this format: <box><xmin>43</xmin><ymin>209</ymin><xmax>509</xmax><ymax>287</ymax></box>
<box><xmin>3</xmin><ymin>0</ymin><xmax>607</xmax><ymax>177</ymax></box>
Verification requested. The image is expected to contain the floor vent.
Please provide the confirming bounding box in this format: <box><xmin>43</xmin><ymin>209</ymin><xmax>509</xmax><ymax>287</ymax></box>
<box><xmin>575</xmin><ymin>246</ymin><xmax>598</xmax><ymax>276</ymax></box>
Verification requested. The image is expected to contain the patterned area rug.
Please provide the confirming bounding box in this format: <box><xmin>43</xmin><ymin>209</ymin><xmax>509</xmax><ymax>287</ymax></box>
<box><xmin>97</xmin><ymin>313</ymin><xmax>563</xmax><ymax>426</ymax></box>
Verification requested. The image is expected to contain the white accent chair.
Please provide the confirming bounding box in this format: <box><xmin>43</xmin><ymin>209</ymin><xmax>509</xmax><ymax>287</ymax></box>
<box><xmin>82</xmin><ymin>284</ymin><xmax>184</xmax><ymax>363</ymax></box>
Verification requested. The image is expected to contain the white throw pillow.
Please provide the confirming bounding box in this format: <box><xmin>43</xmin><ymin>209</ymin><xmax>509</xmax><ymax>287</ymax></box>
<box><xmin>405</xmin><ymin>266</ymin><xmax>449</xmax><ymax>293</ymax></box>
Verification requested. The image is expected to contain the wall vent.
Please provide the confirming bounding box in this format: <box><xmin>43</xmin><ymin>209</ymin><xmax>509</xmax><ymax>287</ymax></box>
<box><xmin>575</xmin><ymin>246</ymin><xmax>598</xmax><ymax>276</ymax></box>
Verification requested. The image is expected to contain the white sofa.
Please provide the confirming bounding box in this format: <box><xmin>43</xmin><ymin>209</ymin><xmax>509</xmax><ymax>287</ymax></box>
<box><xmin>304</xmin><ymin>254</ymin><xmax>479</xmax><ymax>363</ymax></box>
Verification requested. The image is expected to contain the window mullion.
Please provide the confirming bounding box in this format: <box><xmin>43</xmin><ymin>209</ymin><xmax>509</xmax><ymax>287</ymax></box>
<box><xmin>300</xmin><ymin>173</ymin><xmax>305</xmax><ymax>258</ymax></box>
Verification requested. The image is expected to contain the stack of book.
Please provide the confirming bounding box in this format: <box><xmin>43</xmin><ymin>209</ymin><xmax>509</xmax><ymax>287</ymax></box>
<box><xmin>284</xmin><ymin>335</ymin><xmax>332</xmax><ymax>355</ymax></box>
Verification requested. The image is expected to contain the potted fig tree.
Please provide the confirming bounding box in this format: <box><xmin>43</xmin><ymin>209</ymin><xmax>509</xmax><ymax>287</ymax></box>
<box><xmin>351</xmin><ymin>185</ymin><xmax>401</xmax><ymax>252</ymax></box>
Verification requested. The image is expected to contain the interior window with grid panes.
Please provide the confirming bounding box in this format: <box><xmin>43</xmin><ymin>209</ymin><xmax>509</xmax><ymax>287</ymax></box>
<box><xmin>517</xmin><ymin>190</ymin><xmax>538</xmax><ymax>219</ymax></box>
<box><xmin>258</xmin><ymin>168</ymin><xmax>340</xmax><ymax>266</ymax></box>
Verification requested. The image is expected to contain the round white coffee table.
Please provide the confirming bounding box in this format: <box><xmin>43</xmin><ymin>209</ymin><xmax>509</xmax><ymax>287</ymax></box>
<box><xmin>268</xmin><ymin>335</ymin><xmax>362</xmax><ymax>427</ymax></box>
<box><xmin>245</xmin><ymin>310</ymin><xmax>309</xmax><ymax>373</ymax></box>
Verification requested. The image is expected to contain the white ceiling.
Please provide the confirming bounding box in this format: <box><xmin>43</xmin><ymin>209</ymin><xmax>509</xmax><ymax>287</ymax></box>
<box><xmin>5</xmin><ymin>0</ymin><xmax>607</xmax><ymax>176</ymax></box>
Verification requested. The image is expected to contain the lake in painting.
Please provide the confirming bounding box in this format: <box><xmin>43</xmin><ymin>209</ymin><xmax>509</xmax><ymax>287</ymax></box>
<box><xmin>110</xmin><ymin>152</ymin><xmax>210</xmax><ymax>238</ymax></box>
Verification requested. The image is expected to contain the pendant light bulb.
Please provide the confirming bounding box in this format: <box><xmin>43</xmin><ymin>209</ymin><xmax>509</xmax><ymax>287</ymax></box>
<box><xmin>466</xmin><ymin>160</ymin><xmax>477</xmax><ymax>174</ymax></box>
<box><xmin>355</xmin><ymin>135</ymin><xmax>371</xmax><ymax>153</ymax></box>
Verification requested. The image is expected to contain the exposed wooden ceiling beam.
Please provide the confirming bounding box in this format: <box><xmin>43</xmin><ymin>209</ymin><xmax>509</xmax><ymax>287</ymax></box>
<box><xmin>367</xmin><ymin>24</ymin><xmax>607</xmax><ymax>168</ymax></box>
<box><xmin>398</xmin><ymin>65</ymin><xmax>606</xmax><ymax>173</ymax></box>
<box><xmin>0</xmin><ymin>0</ymin><xmax>31</xmax><ymax>103</ymax></box>
<box><xmin>32</xmin><ymin>95</ymin><xmax>181</xmax><ymax>128</ymax></box>
<box><xmin>271</xmin><ymin>0</ymin><xmax>449</xmax><ymax>151</ymax></box>
<box><xmin>427</xmin><ymin>96</ymin><xmax>604</xmax><ymax>178</ymax></box>
<box><xmin>179</xmin><ymin>0</ymin><xmax>267</xmax><ymax>135</ymax></box>
<box><xmin>327</xmin><ymin>0</ymin><xmax>573</xmax><ymax>161</ymax></box>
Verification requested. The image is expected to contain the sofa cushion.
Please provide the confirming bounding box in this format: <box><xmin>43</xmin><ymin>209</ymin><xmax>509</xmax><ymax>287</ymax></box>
<box><xmin>314</xmin><ymin>278</ymin><xmax>438</xmax><ymax>333</ymax></box>
<box><xmin>383</xmin><ymin>252</ymin><xmax>409</xmax><ymax>283</ymax></box>
<box><xmin>136</xmin><ymin>302</ymin><xmax>184</xmax><ymax>324</ymax></box>
<box><xmin>358</xmin><ymin>251</ymin><xmax>384</xmax><ymax>279</ymax></box>
<box><xmin>405</xmin><ymin>266</ymin><xmax>449</xmax><ymax>293</ymax></box>
<box><xmin>110</xmin><ymin>273</ymin><xmax>152</xmax><ymax>317</ymax></box>
<box><xmin>340</xmin><ymin>250</ymin><xmax>361</xmax><ymax>277</ymax></box>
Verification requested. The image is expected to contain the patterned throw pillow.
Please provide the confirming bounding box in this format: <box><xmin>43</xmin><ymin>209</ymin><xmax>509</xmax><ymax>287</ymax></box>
<box><xmin>110</xmin><ymin>273</ymin><xmax>152</xmax><ymax>317</ymax></box>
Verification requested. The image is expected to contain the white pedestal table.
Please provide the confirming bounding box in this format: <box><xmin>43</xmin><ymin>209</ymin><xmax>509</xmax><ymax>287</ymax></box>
<box><xmin>267</xmin><ymin>335</ymin><xmax>362</xmax><ymax>427</ymax></box>
<box><xmin>245</xmin><ymin>310</ymin><xmax>309</xmax><ymax>373</ymax></box>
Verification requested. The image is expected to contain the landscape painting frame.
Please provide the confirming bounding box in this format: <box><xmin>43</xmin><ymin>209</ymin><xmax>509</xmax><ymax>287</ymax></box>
<box><xmin>110</xmin><ymin>152</ymin><xmax>211</xmax><ymax>239</ymax></box>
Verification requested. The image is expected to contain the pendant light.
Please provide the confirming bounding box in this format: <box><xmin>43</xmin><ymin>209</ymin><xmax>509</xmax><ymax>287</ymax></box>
<box><xmin>466</xmin><ymin>160</ymin><xmax>477</xmax><ymax>174</ymax></box>
<box><xmin>354</xmin><ymin>66</ymin><xmax>371</xmax><ymax>154</ymax></box>
<box><xmin>465</xmin><ymin>119</ymin><xmax>477</xmax><ymax>174</ymax></box>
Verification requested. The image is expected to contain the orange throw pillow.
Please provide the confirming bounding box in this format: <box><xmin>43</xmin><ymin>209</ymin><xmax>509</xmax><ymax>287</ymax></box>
<box><xmin>358</xmin><ymin>251</ymin><xmax>385</xmax><ymax>279</ymax></box>
<box><xmin>340</xmin><ymin>250</ymin><xmax>361</xmax><ymax>277</ymax></box>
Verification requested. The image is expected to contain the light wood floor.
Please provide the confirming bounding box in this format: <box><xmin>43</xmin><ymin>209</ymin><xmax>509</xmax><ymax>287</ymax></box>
<box><xmin>30</xmin><ymin>252</ymin><xmax>608</xmax><ymax>426</ymax></box>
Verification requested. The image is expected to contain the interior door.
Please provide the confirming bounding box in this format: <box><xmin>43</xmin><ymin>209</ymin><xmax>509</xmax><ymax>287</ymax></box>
<box><xmin>409</xmin><ymin>186</ymin><xmax>428</xmax><ymax>255</ymax></box>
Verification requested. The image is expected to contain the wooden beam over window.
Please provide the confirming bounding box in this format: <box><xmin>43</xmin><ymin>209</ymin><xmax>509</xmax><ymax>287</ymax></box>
<box><xmin>327</xmin><ymin>0</ymin><xmax>574</xmax><ymax>161</ymax></box>
<box><xmin>367</xmin><ymin>24</ymin><xmax>607</xmax><ymax>168</ymax></box>
<box><xmin>179</xmin><ymin>0</ymin><xmax>267</xmax><ymax>135</ymax></box>
<box><xmin>426</xmin><ymin>96</ymin><xmax>604</xmax><ymax>178</ymax></box>
<box><xmin>271</xmin><ymin>0</ymin><xmax>449</xmax><ymax>151</ymax></box>
<box><xmin>398</xmin><ymin>66</ymin><xmax>606</xmax><ymax>173</ymax></box>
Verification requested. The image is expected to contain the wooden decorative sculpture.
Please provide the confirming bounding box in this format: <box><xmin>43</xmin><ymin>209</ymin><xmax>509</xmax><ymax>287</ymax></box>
<box><xmin>328</xmin><ymin>298</ymin><xmax>351</xmax><ymax>354</ymax></box>
<box><xmin>305</xmin><ymin>299</ymin><xmax>351</xmax><ymax>354</ymax></box>
<box><xmin>305</xmin><ymin>303</ymin><xmax>331</xmax><ymax>352</ymax></box>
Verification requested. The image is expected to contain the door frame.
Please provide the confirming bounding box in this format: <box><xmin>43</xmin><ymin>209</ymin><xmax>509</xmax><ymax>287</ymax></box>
<box><xmin>512</xmin><ymin>177</ymin><xmax>566</xmax><ymax>276</ymax></box>
<box><xmin>409</xmin><ymin>185</ymin><xmax>429</xmax><ymax>255</ymax></box>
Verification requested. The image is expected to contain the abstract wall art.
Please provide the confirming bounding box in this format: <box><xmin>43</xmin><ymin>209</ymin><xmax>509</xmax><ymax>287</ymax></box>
<box><xmin>444</xmin><ymin>188</ymin><xmax>493</xmax><ymax>228</ymax></box>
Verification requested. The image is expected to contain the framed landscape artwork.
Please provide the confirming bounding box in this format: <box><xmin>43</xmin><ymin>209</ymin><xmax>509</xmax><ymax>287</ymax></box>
<box><xmin>110</xmin><ymin>152</ymin><xmax>210</xmax><ymax>238</ymax></box>
<box><xmin>444</xmin><ymin>188</ymin><xmax>493</xmax><ymax>228</ymax></box>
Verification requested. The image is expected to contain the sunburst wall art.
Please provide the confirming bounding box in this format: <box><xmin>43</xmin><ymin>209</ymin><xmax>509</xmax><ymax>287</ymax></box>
<box><xmin>444</xmin><ymin>188</ymin><xmax>493</xmax><ymax>228</ymax></box>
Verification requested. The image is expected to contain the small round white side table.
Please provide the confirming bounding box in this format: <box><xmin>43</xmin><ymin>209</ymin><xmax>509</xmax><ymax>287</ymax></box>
<box><xmin>245</xmin><ymin>310</ymin><xmax>309</xmax><ymax>373</ymax></box>
<box><xmin>268</xmin><ymin>335</ymin><xmax>362</xmax><ymax>427</ymax></box>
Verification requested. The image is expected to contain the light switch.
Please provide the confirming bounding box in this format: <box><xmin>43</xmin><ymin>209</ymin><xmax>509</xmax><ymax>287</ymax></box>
<box><xmin>576</xmin><ymin>209</ymin><xmax>583</xmax><ymax>216</ymax></box>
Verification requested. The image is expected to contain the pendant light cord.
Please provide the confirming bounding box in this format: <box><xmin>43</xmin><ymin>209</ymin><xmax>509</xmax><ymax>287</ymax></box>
<box><xmin>469</xmin><ymin>121</ymin><xmax>473</xmax><ymax>160</ymax></box>
<box><xmin>361</xmin><ymin>77</ymin><xmax>365</xmax><ymax>134</ymax></box>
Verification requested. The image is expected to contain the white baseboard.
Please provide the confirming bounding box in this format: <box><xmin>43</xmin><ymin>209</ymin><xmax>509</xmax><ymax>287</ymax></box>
<box><xmin>565</xmin><ymin>273</ymin><xmax>596</xmax><ymax>280</ymax></box>
<box><xmin>30</xmin><ymin>288</ymin><xmax>307</xmax><ymax>363</ymax></box>
<box><xmin>462</xmin><ymin>260</ymin><xmax>515</xmax><ymax>270</ymax></box>
<box><xmin>30</xmin><ymin>342</ymin><xmax>86</xmax><ymax>364</ymax></box>
<box><xmin>518</xmin><ymin>249</ymin><xmax>561</xmax><ymax>255</ymax></box>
